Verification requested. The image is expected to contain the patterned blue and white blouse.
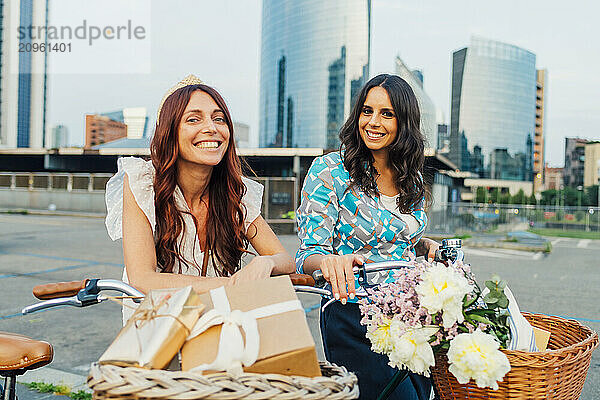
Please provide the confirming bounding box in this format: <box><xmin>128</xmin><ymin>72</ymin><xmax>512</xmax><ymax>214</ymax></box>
<box><xmin>295</xmin><ymin>151</ymin><xmax>428</xmax><ymax>276</ymax></box>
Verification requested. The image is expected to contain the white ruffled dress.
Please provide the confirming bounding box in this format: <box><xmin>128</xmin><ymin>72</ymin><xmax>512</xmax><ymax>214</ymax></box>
<box><xmin>105</xmin><ymin>157</ymin><xmax>264</xmax><ymax>322</ymax></box>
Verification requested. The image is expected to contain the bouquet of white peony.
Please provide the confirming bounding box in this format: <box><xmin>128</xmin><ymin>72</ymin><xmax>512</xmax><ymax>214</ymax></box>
<box><xmin>359</xmin><ymin>259</ymin><xmax>512</xmax><ymax>390</ymax></box>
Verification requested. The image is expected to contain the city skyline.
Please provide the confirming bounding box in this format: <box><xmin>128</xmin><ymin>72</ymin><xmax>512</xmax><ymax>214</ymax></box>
<box><xmin>38</xmin><ymin>0</ymin><xmax>600</xmax><ymax>167</ymax></box>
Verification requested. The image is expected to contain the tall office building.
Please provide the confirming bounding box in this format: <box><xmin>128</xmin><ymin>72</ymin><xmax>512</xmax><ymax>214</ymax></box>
<box><xmin>449</xmin><ymin>37</ymin><xmax>537</xmax><ymax>181</ymax></box>
<box><xmin>394</xmin><ymin>56</ymin><xmax>437</xmax><ymax>149</ymax></box>
<box><xmin>0</xmin><ymin>0</ymin><xmax>48</xmax><ymax>148</ymax></box>
<box><xmin>259</xmin><ymin>0</ymin><xmax>370</xmax><ymax>149</ymax></box>
<box><xmin>533</xmin><ymin>69</ymin><xmax>547</xmax><ymax>192</ymax></box>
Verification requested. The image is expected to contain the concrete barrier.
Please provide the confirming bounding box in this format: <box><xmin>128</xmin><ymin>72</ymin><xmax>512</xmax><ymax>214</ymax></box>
<box><xmin>0</xmin><ymin>189</ymin><xmax>107</xmax><ymax>213</ymax></box>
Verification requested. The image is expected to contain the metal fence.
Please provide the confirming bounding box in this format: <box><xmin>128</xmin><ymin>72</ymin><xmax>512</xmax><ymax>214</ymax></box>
<box><xmin>0</xmin><ymin>173</ymin><xmax>298</xmax><ymax>229</ymax></box>
<box><xmin>428</xmin><ymin>202</ymin><xmax>600</xmax><ymax>234</ymax></box>
<box><xmin>0</xmin><ymin>172</ymin><xmax>113</xmax><ymax>192</ymax></box>
<box><xmin>3</xmin><ymin>172</ymin><xmax>599</xmax><ymax>236</ymax></box>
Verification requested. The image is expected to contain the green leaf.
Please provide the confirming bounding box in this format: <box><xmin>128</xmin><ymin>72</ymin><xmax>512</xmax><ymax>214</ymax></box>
<box><xmin>466</xmin><ymin>309</ymin><xmax>495</xmax><ymax>316</ymax></box>
<box><xmin>485</xmin><ymin>281</ymin><xmax>497</xmax><ymax>291</ymax></box>
<box><xmin>469</xmin><ymin>314</ymin><xmax>494</xmax><ymax>325</ymax></box>
<box><xmin>483</xmin><ymin>293</ymin><xmax>498</xmax><ymax>304</ymax></box>
<box><xmin>497</xmin><ymin>296</ymin><xmax>509</xmax><ymax>309</ymax></box>
<box><xmin>463</xmin><ymin>297</ymin><xmax>477</xmax><ymax>309</ymax></box>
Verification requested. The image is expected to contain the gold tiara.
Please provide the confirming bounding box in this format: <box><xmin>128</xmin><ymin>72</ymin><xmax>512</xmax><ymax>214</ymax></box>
<box><xmin>156</xmin><ymin>74</ymin><xmax>204</xmax><ymax>124</ymax></box>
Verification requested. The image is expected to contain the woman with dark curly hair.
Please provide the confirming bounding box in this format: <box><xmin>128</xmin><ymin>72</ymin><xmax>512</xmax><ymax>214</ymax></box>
<box><xmin>296</xmin><ymin>74</ymin><xmax>439</xmax><ymax>399</ymax></box>
<box><xmin>105</xmin><ymin>75</ymin><xmax>294</xmax><ymax>323</ymax></box>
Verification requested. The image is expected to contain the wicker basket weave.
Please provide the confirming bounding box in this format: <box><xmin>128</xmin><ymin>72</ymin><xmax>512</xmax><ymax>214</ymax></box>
<box><xmin>431</xmin><ymin>312</ymin><xmax>599</xmax><ymax>399</ymax></box>
<box><xmin>88</xmin><ymin>361</ymin><xmax>359</xmax><ymax>400</ymax></box>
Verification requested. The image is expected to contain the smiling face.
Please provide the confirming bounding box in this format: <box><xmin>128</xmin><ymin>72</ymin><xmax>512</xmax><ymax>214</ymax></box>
<box><xmin>177</xmin><ymin>90</ymin><xmax>230</xmax><ymax>167</ymax></box>
<box><xmin>358</xmin><ymin>86</ymin><xmax>398</xmax><ymax>155</ymax></box>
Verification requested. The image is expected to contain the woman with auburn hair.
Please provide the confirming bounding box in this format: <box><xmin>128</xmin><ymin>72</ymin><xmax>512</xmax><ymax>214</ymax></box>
<box><xmin>105</xmin><ymin>75</ymin><xmax>294</xmax><ymax>322</ymax></box>
<box><xmin>296</xmin><ymin>74</ymin><xmax>439</xmax><ymax>399</ymax></box>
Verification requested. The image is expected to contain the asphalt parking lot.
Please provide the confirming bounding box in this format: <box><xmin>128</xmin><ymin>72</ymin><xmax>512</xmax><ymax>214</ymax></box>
<box><xmin>0</xmin><ymin>214</ymin><xmax>598</xmax><ymax>399</ymax></box>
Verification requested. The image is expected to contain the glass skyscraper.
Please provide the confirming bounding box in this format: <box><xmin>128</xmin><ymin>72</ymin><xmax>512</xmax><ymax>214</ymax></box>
<box><xmin>394</xmin><ymin>56</ymin><xmax>437</xmax><ymax>150</ymax></box>
<box><xmin>259</xmin><ymin>0</ymin><xmax>371</xmax><ymax>149</ymax></box>
<box><xmin>450</xmin><ymin>37</ymin><xmax>537</xmax><ymax>181</ymax></box>
<box><xmin>0</xmin><ymin>0</ymin><xmax>48</xmax><ymax>148</ymax></box>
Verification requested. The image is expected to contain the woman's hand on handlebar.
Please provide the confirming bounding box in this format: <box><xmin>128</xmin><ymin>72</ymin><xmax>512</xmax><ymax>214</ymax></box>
<box><xmin>416</xmin><ymin>238</ymin><xmax>440</xmax><ymax>262</ymax></box>
<box><xmin>230</xmin><ymin>255</ymin><xmax>275</xmax><ymax>285</ymax></box>
<box><xmin>320</xmin><ymin>254</ymin><xmax>364</xmax><ymax>304</ymax></box>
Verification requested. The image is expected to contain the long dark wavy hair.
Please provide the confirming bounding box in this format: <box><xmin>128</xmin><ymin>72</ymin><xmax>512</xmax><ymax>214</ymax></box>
<box><xmin>151</xmin><ymin>84</ymin><xmax>248</xmax><ymax>276</ymax></box>
<box><xmin>339</xmin><ymin>74</ymin><xmax>428</xmax><ymax>212</ymax></box>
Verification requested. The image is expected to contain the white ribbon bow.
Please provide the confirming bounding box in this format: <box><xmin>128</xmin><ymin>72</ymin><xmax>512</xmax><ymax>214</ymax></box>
<box><xmin>186</xmin><ymin>286</ymin><xmax>302</xmax><ymax>375</ymax></box>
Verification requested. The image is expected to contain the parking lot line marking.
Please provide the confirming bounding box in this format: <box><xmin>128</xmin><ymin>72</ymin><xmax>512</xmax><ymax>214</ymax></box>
<box><xmin>577</xmin><ymin>239</ymin><xmax>590</xmax><ymax>248</ymax></box>
<box><xmin>0</xmin><ymin>312</ymin><xmax>22</xmax><ymax>320</ymax></box>
<box><xmin>0</xmin><ymin>250</ymin><xmax>123</xmax><ymax>267</ymax></box>
<box><xmin>532</xmin><ymin>252</ymin><xmax>543</xmax><ymax>260</ymax></box>
<box><xmin>0</xmin><ymin>262</ymin><xmax>111</xmax><ymax>279</ymax></box>
<box><xmin>551</xmin><ymin>238</ymin><xmax>563</xmax><ymax>246</ymax></box>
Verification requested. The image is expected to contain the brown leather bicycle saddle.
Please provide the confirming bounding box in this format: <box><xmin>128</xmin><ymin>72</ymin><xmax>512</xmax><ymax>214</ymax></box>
<box><xmin>0</xmin><ymin>332</ymin><xmax>53</xmax><ymax>371</ymax></box>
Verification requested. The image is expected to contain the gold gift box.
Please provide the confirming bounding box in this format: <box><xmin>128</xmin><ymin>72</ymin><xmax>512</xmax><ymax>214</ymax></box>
<box><xmin>99</xmin><ymin>286</ymin><xmax>204</xmax><ymax>369</ymax></box>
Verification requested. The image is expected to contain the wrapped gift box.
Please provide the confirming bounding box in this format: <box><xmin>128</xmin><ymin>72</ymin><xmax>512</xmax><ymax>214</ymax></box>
<box><xmin>181</xmin><ymin>276</ymin><xmax>321</xmax><ymax>377</ymax></box>
<box><xmin>99</xmin><ymin>286</ymin><xmax>204</xmax><ymax>369</ymax></box>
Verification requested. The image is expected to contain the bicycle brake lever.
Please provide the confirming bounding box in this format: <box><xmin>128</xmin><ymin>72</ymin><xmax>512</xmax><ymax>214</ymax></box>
<box><xmin>22</xmin><ymin>296</ymin><xmax>83</xmax><ymax>314</ymax></box>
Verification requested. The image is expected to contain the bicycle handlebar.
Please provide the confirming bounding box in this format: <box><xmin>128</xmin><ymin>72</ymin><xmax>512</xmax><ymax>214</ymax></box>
<box><xmin>33</xmin><ymin>279</ymin><xmax>89</xmax><ymax>300</ymax></box>
<box><xmin>22</xmin><ymin>239</ymin><xmax>463</xmax><ymax>314</ymax></box>
<box><xmin>22</xmin><ymin>279</ymin><xmax>144</xmax><ymax>315</ymax></box>
<box><xmin>311</xmin><ymin>260</ymin><xmax>415</xmax><ymax>287</ymax></box>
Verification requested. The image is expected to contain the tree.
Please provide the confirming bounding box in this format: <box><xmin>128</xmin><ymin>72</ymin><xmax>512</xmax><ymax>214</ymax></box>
<box><xmin>563</xmin><ymin>186</ymin><xmax>579</xmax><ymax>206</ymax></box>
<box><xmin>584</xmin><ymin>185</ymin><xmax>599</xmax><ymax>207</ymax></box>
<box><xmin>511</xmin><ymin>189</ymin><xmax>526</xmax><ymax>205</ymax></box>
<box><xmin>527</xmin><ymin>193</ymin><xmax>537</xmax><ymax>205</ymax></box>
<box><xmin>498</xmin><ymin>192</ymin><xmax>511</xmax><ymax>204</ymax></box>
<box><xmin>541</xmin><ymin>189</ymin><xmax>557</xmax><ymax>205</ymax></box>
<box><xmin>490</xmin><ymin>188</ymin><xmax>500</xmax><ymax>203</ymax></box>
<box><xmin>475</xmin><ymin>187</ymin><xmax>487</xmax><ymax>203</ymax></box>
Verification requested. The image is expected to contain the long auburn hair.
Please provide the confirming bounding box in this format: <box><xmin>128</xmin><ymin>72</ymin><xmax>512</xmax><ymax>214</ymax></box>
<box><xmin>339</xmin><ymin>74</ymin><xmax>428</xmax><ymax>213</ymax></box>
<box><xmin>151</xmin><ymin>84</ymin><xmax>248</xmax><ymax>276</ymax></box>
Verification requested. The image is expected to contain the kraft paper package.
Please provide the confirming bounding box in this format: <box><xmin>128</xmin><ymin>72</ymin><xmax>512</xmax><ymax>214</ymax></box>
<box><xmin>99</xmin><ymin>286</ymin><xmax>204</xmax><ymax>369</ymax></box>
<box><xmin>181</xmin><ymin>276</ymin><xmax>321</xmax><ymax>377</ymax></box>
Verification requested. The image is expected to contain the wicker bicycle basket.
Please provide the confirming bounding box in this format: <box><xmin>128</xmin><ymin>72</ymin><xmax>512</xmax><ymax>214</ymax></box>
<box><xmin>87</xmin><ymin>360</ymin><xmax>359</xmax><ymax>400</ymax></box>
<box><xmin>431</xmin><ymin>312</ymin><xmax>599</xmax><ymax>399</ymax></box>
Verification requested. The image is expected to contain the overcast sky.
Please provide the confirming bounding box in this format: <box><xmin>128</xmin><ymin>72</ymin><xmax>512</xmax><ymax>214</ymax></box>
<box><xmin>47</xmin><ymin>0</ymin><xmax>600</xmax><ymax>167</ymax></box>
